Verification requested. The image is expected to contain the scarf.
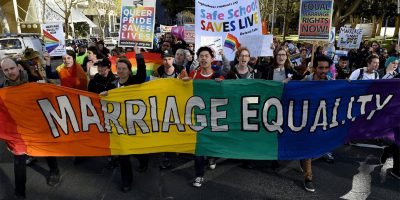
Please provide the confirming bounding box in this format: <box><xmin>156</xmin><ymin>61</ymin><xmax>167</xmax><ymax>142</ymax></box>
<box><xmin>56</xmin><ymin>63</ymin><xmax>88</xmax><ymax>90</ymax></box>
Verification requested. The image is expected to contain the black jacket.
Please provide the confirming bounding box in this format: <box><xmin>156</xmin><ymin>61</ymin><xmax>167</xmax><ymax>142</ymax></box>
<box><xmin>110</xmin><ymin>54</ymin><xmax>147</xmax><ymax>89</ymax></box>
<box><xmin>88</xmin><ymin>71</ymin><xmax>116</xmax><ymax>94</ymax></box>
<box><xmin>261</xmin><ymin>65</ymin><xmax>303</xmax><ymax>80</ymax></box>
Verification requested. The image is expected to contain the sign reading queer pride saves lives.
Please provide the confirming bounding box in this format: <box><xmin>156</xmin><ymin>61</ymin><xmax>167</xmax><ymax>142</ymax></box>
<box><xmin>298</xmin><ymin>0</ymin><xmax>334</xmax><ymax>41</ymax></box>
<box><xmin>195</xmin><ymin>0</ymin><xmax>262</xmax><ymax>61</ymax></box>
<box><xmin>118</xmin><ymin>0</ymin><xmax>156</xmax><ymax>48</ymax></box>
<box><xmin>0</xmin><ymin>80</ymin><xmax>399</xmax><ymax>159</ymax></box>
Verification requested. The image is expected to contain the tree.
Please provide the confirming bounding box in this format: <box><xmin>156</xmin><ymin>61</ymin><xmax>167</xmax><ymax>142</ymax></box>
<box><xmin>43</xmin><ymin>0</ymin><xmax>87</xmax><ymax>39</ymax></box>
<box><xmin>0</xmin><ymin>4</ymin><xmax>10</xmax><ymax>34</ymax></box>
<box><xmin>90</xmin><ymin>0</ymin><xmax>116</xmax><ymax>38</ymax></box>
<box><xmin>74</xmin><ymin>22</ymin><xmax>89</xmax><ymax>38</ymax></box>
<box><xmin>332</xmin><ymin>0</ymin><xmax>363</xmax><ymax>29</ymax></box>
<box><xmin>161</xmin><ymin>0</ymin><xmax>194</xmax><ymax>19</ymax></box>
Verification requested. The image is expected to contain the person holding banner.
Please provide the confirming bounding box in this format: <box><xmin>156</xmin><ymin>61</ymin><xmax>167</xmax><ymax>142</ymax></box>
<box><xmin>261</xmin><ymin>48</ymin><xmax>303</xmax><ymax>82</ymax></box>
<box><xmin>183</xmin><ymin>46</ymin><xmax>224</xmax><ymax>188</ymax></box>
<box><xmin>349</xmin><ymin>54</ymin><xmax>380</xmax><ymax>80</ymax></box>
<box><xmin>100</xmin><ymin>45</ymin><xmax>148</xmax><ymax>192</ymax></box>
<box><xmin>226</xmin><ymin>47</ymin><xmax>259</xmax><ymax>80</ymax></box>
<box><xmin>45</xmin><ymin>50</ymin><xmax>88</xmax><ymax>90</ymax></box>
<box><xmin>301</xmin><ymin>54</ymin><xmax>334</xmax><ymax>192</ymax></box>
<box><xmin>0</xmin><ymin>57</ymin><xmax>61</xmax><ymax>199</ymax></box>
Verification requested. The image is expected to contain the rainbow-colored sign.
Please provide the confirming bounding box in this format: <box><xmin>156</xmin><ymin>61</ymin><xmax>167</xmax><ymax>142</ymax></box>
<box><xmin>41</xmin><ymin>23</ymin><xmax>66</xmax><ymax>56</ymax></box>
<box><xmin>298</xmin><ymin>0</ymin><xmax>334</xmax><ymax>41</ymax></box>
<box><xmin>118</xmin><ymin>4</ymin><xmax>155</xmax><ymax>49</ymax></box>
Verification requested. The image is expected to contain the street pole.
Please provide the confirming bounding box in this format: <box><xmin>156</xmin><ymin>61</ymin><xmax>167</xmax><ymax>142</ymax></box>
<box><xmin>271</xmin><ymin>0</ymin><xmax>275</xmax><ymax>34</ymax></box>
<box><xmin>383</xmin><ymin>17</ymin><xmax>388</xmax><ymax>41</ymax></box>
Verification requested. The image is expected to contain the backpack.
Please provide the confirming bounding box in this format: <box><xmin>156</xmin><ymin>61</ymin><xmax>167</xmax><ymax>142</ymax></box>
<box><xmin>357</xmin><ymin>68</ymin><xmax>378</xmax><ymax>80</ymax></box>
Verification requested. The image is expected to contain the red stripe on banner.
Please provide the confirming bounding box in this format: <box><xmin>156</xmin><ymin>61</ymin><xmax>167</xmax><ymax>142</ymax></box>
<box><xmin>0</xmin><ymin>97</ymin><xmax>27</xmax><ymax>155</ymax></box>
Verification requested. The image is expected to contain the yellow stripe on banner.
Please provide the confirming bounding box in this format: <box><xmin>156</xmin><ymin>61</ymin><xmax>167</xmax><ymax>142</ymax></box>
<box><xmin>102</xmin><ymin>79</ymin><xmax>196</xmax><ymax>155</ymax></box>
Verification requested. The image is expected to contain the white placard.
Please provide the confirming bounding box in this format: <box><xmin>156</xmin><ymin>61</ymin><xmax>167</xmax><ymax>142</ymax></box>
<box><xmin>41</xmin><ymin>23</ymin><xmax>66</xmax><ymax>57</ymax></box>
<box><xmin>200</xmin><ymin>36</ymin><xmax>223</xmax><ymax>61</ymax></box>
<box><xmin>338</xmin><ymin>27</ymin><xmax>363</xmax><ymax>49</ymax></box>
<box><xmin>239</xmin><ymin>35</ymin><xmax>274</xmax><ymax>57</ymax></box>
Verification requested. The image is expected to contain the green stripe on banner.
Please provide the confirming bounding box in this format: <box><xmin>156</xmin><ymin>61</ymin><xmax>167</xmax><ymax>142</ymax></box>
<box><xmin>194</xmin><ymin>80</ymin><xmax>283</xmax><ymax>160</ymax></box>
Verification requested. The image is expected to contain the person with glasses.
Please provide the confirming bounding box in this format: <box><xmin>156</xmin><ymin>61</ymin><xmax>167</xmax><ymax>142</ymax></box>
<box><xmin>187</xmin><ymin>43</ymin><xmax>194</xmax><ymax>52</ymax></box>
<box><xmin>226</xmin><ymin>47</ymin><xmax>259</xmax><ymax>80</ymax></box>
<box><xmin>261</xmin><ymin>47</ymin><xmax>302</xmax><ymax>82</ymax></box>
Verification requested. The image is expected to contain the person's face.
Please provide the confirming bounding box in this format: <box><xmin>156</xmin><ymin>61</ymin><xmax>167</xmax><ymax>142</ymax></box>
<box><xmin>185</xmin><ymin>52</ymin><xmax>193</xmax><ymax>61</ymax></box>
<box><xmin>276</xmin><ymin>50</ymin><xmax>287</xmax><ymax>66</ymax></box>
<box><xmin>161</xmin><ymin>42</ymin><xmax>171</xmax><ymax>51</ymax></box>
<box><xmin>315</xmin><ymin>61</ymin><xmax>330</xmax><ymax>80</ymax></box>
<box><xmin>301</xmin><ymin>50</ymin><xmax>307</xmax><ymax>58</ymax></box>
<box><xmin>79</xmin><ymin>47</ymin><xmax>86</xmax><ymax>53</ymax></box>
<box><xmin>367</xmin><ymin>58</ymin><xmax>379</xmax><ymax>71</ymax></box>
<box><xmin>63</xmin><ymin>54</ymin><xmax>74</xmax><ymax>67</ymax></box>
<box><xmin>238</xmin><ymin>50</ymin><xmax>250</xmax><ymax>66</ymax></box>
<box><xmin>198</xmin><ymin>50</ymin><xmax>214</xmax><ymax>68</ymax></box>
<box><xmin>165</xmin><ymin>34</ymin><xmax>173</xmax><ymax>42</ymax></box>
<box><xmin>371</xmin><ymin>43</ymin><xmax>379</xmax><ymax>51</ymax></box>
<box><xmin>163</xmin><ymin>57</ymin><xmax>174</xmax><ymax>68</ymax></box>
<box><xmin>187</xmin><ymin>44</ymin><xmax>194</xmax><ymax>51</ymax></box>
<box><xmin>175</xmin><ymin>51</ymin><xmax>185</xmax><ymax>62</ymax></box>
<box><xmin>98</xmin><ymin>66</ymin><xmax>110</xmax><ymax>77</ymax></box>
<box><xmin>98</xmin><ymin>44</ymin><xmax>104</xmax><ymax>49</ymax></box>
<box><xmin>338</xmin><ymin>60</ymin><xmax>348</xmax><ymax>68</ymax></box>
<box><xmin>388</xmin><ymin>60</ymin><xmax>399</xmax><ymax>71</ymax></box>
<box><xmin>1</xmin><ymin>59</ymin><xmax>20</xmax><ymax>81</ymax></box>
<box><xmin>117</xmin><ymin>62</ymin><xmax>131</xmax><ymax>79</ymax></box>
<box><xmin>88</xmin><ymin>50</ymin><xmax>96</xmax><ymax>60</ymax></box>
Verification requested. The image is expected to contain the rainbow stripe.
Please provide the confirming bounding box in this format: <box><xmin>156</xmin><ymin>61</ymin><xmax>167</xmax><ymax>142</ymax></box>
<box><xmin>224</xmin><ymin>33</ymin><xmax>241</xmax><ymax>51</ymax></box>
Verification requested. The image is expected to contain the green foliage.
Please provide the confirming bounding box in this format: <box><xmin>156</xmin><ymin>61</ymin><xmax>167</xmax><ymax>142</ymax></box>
<box><xmin>74</xmin><ymin>22</ymin><xmax>89</xmax><ymax>38</ymax></box>
<box><xmin>161</xmin><ymin>0</ymin><xmax>194</xmax><ymax>18</ymax></box>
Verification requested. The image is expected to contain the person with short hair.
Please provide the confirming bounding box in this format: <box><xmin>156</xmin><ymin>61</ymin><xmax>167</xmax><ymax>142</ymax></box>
<box><xmin>88</xmin><ymin>58</ymin><xmax>116</xmax><ymax>94</ymax></box>
<box><xmin>1</xmin><ymin>57</ymin><xmax>61</xmax><ymax>199</ymax></box>
<box><xmin>301</xmin><ymin>55</ymin><xmax>334</xmax><ymax>192</ymax></box>
<box><xmin>379</xmin><ymin>56</ymin><xmax>399</xmax><ymax>79</ymax></box>
<box><xmin>349</xmin><ymin>54</ymin><xmax>380</xmax><ymax>80</ymax></box>
<box><xmin>335</xmin><ymin>56</ymin><xmax>351</xmax><ymax>80</ymax></box>
<box><xmin>157</xmin><ymin>49</ymin><xmax>184</xmax><ymax>78</ymax></box>
<box><xmin>76</xmin><ymin>44</ymin><xmax>87</xmax><ymax>65</ymax></box>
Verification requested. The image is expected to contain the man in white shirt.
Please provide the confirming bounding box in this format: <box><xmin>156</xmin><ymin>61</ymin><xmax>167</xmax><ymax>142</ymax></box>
<box><xmin>349</xmin><ymin>54</ymin><xmax>380</xmax><ymax>80</ymax></box>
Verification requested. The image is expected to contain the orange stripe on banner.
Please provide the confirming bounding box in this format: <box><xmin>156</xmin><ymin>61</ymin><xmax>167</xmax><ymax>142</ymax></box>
<box><xmin>0</xmin><ymin>83</ymin><xmax>111</xmax><ymax>156</ymax></box>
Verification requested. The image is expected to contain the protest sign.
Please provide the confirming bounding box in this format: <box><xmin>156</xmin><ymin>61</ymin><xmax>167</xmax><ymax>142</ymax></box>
<box><xmin>239</xmin><ymin>35</ymin><xmax>273</xmax><ymax>57</ymax></box>
<box><xmin>298</xmin><ymin>0</ymin><xmax>334</xmax><ymax>41</ymax></box>
<box><xmin>195</xmin><ymin>0</ymin><xmax>262</xmax><ymax>61</ymax></box>
<box><xmin>1</xmin><ymin>80</ymin><xmax>399</xmax><ymax>159</ymax></box>
<box><xmin>160</xmin><ymin>25</ymin><xmax>177</xmax><ymax>33</ymax></box>
<box><xmin>184</xmin><ymin>24</ymin><xmax>195</xmax><ymax>43</ymax></box>
<box><xmin>200</xmin><ymin>36</ymin><xmax>223</xmax><ymax>60</ymax></box>
<box><xmin>338</xmin><ymin>27</ymin><xmax>363</xmax><ymax>49</ymax></box>
<box><xmin>118</xmin><ymin>0</ymin><xmax>156</xmax><ymax>49</ymax></box>
<box><xmin>333</xmin><ymin>50</ymin><xmax>348</xmax><ymax>64</ymax></box>
<box><xmin>41</xmin><ymin>23</ymin><xmax>66</xmax><ymax>56</ymax></box>
<box><xmin>329</xmin><ymin>27</ymin><xmax>335</xmax><ymax>44</ymax></box>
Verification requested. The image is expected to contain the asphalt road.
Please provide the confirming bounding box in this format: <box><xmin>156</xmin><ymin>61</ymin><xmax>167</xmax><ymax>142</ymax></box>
<box><xmin>0</xmin><ymin>142</ymin><xmax>399</xmax><ymax>200</ymax></box>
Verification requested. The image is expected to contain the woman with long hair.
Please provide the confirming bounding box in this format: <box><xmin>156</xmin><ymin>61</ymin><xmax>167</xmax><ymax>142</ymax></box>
<box><xmin>45</xmin><ymin>50</ymin><xmax>88</xmax><ymax>90</ymax></box>
<box><xmin>262</xmin><ymin>47</ymin><xmax>303</xmax><ymax>81</ymax></box>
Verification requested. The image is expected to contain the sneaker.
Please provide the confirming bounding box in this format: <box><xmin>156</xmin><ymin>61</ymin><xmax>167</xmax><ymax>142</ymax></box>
<box><xmin>47</xmin><ymin>171</ymin><xmax>60</xmax><ymax>187</ymax></box>
<box><xmin>208</xmin><ymin>159</ymin><xmax>216</xmax><ymax>170</ymax></box>
<box><xmin>390</xmin><ymin>171</ymin><xmax>400</xmax><ymax>180</ymax></box>
<box><xmin>192</xmin><ymin>177</ymin><xmax>204</xmax><ymax>187</ymax></box>
<box><xmin>380</xmin><ymin>147</ymin><xmax>390</xmax><ymax>164</ymax></box>
<box><xmin>304</xmin><ymin>180</ymin><xmax>315</xmax><ymax>192</ymax></box>
<box><xmin>25</xmin><ymin>157</ymin><xmax>37</xmax><ymax>166</ymax></box>
<box><xmin>323</xmin><ymin>152</ymin><xmax>334</xmax><ymax>164</ymax></box>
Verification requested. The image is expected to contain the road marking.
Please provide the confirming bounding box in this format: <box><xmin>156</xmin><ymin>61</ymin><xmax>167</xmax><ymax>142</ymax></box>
<box><xmin>340</xmin><ymin>155</ymin><xmax>379</xmax><ymax>200</ymax></box>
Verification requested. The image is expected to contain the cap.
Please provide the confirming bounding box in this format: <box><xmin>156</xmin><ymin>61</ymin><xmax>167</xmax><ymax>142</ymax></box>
<box><xmin>97</xmin><ymin>58</ymin><xmax>111</xmax><ymax>68</ymax></box>
<box><xmin>161</xmin><ymin>49</ymin><xmax>174</xmax><ymax>58</ymax></box>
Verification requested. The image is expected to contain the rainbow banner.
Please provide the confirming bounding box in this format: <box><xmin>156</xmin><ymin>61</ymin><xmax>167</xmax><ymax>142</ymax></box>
<box><xmin>118</xmin><ymin>0</ymin><xmax>156</xmax><ymax>49</ymax></box>
<box><xmin>41</xmin><ymin>23</ymin><xmax>66</xmax><ymax>56</ymax></box>
<box><xmin>298</xmin><ymin>0</ymin><xmax>334</xmax><ymax>41</ymax></box>
<box><xmin>0</xmin><ymin>79</ymin><xmax>399</xmax><ymax>159</ymax></box>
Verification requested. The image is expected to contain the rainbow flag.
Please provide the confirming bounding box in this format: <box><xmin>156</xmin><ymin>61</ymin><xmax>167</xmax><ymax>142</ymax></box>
<box><xmin>110</xmin><ymin>52</ymin><xmax>163</xmax><ymax>80</ymax></box>
<box><xmin>224</xmin><ymin>33</ymin><xmax>241</xmax><ymax>51</ymax></box>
